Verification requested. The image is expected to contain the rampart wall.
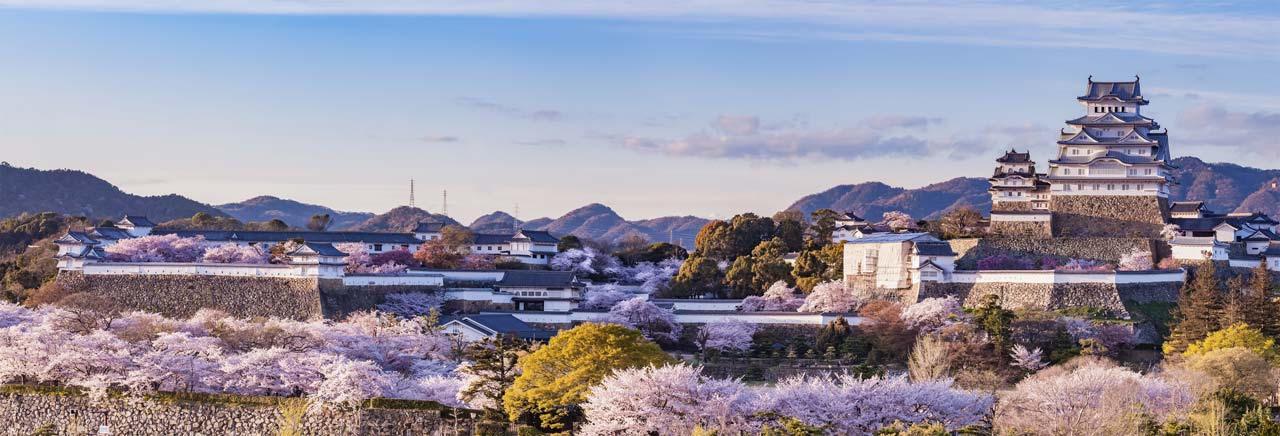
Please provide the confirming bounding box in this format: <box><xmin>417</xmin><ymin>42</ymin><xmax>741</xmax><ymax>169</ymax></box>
<box><xmin>0</xmin><ymin>391</ymin><xmax>474</xmax><ymax>436</ymax></box>
<box><xmin>1051</xmin><ymin>195</ymin><xmax>1169</xmax><ymax>238</ymax></box>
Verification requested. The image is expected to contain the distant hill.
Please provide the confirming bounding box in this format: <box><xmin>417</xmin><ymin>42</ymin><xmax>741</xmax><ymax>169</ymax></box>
<box><xmin>1169</xmin><ymin>156</ymin><xmax>1280</xmax><ymax>217</ymax></box>
<box><xmin>347</xmin><ymin>206</ymin><xmax>460</xmax><ymax>232</ymax></box>
<box><xmin>787</xmin><ymin>177</ymin><xmax>993</xmax><ymax>221</ymax></box>
<box><xmin>516</xmin><ymin>203</ymin><xmax>709</xmax><ymax>249</ymax></box>
<box><xmin>216</xmin><ymin>196</ymin><xmax>374</xmax><ymax>230</ymax></box>
<box><xmin>469</xmin><ymin>211</ymin><xmax>521</xmax><ymax>234</ymax></box>
<box><xmin>0</xmin><ymin>164</ymin><xmax>226</xmax><ymax>222</ymax></box>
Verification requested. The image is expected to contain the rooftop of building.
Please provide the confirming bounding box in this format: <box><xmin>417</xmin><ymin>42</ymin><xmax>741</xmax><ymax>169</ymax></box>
<box><xmin>844</xmin><ymin>232</ymin><xmax>938</xmax><ymax>244</ymax></box>
<box><xmin>495</xmin><ymin>270</ymin><xmax>581</xmax><ymax>288</ymax></box>
<box><xmin>1078</xmin><ymin>76</ymin><xmax>1147</xmax><ymax>104</ymax></box>
<box><xmin>441</xmin><ymin>314</ymin><xmax>555</xmax><ymax>341</ymax></box>
<box><xmin>996</xmin><ymin>149</ymin><xmax>1033</xmax><ymax>164</ymax></box>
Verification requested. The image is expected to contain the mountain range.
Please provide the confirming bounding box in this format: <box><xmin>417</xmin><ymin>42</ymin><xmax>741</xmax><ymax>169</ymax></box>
<box><xmin>4</xmin><ymin>155</ymin><xmax>1279</xmax><ymax>247</ymax></box>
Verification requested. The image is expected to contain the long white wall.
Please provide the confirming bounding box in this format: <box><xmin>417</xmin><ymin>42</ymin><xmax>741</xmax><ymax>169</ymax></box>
<box><xmin>491</xmin><ymin>310</ymin><xmax>862</xmax><ymax>326</ymax></box>
<box><xmin>342</xmin><ymin>275</ymin><xmax>444</xmax><ymax>287</ymax></box>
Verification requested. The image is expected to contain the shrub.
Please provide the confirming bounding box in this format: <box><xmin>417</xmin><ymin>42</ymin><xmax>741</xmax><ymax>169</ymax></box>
<box><xmin>1184</xmin><ymin>324</ymin><xmax>1280</xmax><ymax>361</ymax></box>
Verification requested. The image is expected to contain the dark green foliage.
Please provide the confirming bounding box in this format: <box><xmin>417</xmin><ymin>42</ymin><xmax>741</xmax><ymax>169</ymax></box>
<box><xmin>807</xmin><ymin>209</ymin><xmax>839</xmax><ymax>249</ymax></box>
<box><xmin>516</xmin><ymin>426</ymin><xmax>546</xmax><ymax>436</ymax></box>
<box><xmin>1225</xmin><ymin>264</ymin><xmax>1280</xmax><ymax>337</ymax></box>
<box><xmin>616</xmin><ymin>242</ymin><xmax>688</xmax><ymax>265</ymax></box>
<box><xmin>973</xmin><ymin>294</ymin><xmax>1015</xmax><ymax>354</ymax></box>
<box><xmin>666</xmin><ymin>256</ymin><xmax>724</xmax><ymax>298</ymax></box>
<box><xmin>816</xmin><ymin>317</ymin><xmax>853</xmax><ymax>353</ymax></box>
<box><xmin>775</xmin><ymin>219</ymin><xmax>806</xmax><ymax>253</ymax></box>
<box><xmin>306</xmin><ymin>213</ymin><xmax>332</xmax><ymax>231</ymax></box>
<box><xmin>757</xmin><ymin>413</ymin><xmax>831</xmax><ymax>436</ymax></box>
<box><xmin>556</xmin><ymin>235</ymin><xmax>583</xmax><ymax>252</ymax></box>
<box><xmin>459</xmin><ymin>334</ymin><xmax>529</xmax><ymax>418</ymax></box>
<box><xmin>1165</xmin><ymin>260</ymin><xmax>1224</xmax><ymax>354</ymax></box>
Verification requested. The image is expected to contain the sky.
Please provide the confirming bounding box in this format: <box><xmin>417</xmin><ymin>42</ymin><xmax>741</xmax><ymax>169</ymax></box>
<box><xmin>1</xmin><ymin>1</ymin><xmax>1278</xmax><ymax>224</ymax></box>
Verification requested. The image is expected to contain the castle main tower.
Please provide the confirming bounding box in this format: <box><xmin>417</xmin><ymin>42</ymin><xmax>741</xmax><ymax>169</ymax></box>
<box><xmin>1044</xmin><ymin>76</ymin><xmax>1173</xmax><ymax>237</ymax></box>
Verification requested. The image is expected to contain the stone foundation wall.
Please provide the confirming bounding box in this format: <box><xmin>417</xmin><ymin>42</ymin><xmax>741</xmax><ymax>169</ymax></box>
<box><xmin>918</xmin><ymin>280</ymin><xmax>1183</xmax><ymax>318</ymax></box>
<box><xmin>1051</xmin><ymin>195</ymin><xmax>1169</xmax><ymax>238</ymax></box>
<box><xmin>58</xmin><ymin>271</ymin><xmax>324</xmax><ymax>320</ymax></box>
<box><xmin>954</xmin><ymin>237</ymin><xmax>1156</xmax><ymax>269</ymax></box>
<box><xmin>992</xmin><ymin>202</ymin><xmax>1034</xmax><ymax>212</ymax></box>
<box><xmin>989</xmin><ymin>221</ymin><xmax>1052</xmax><ymax>238</ymax></box>
<box><xmin>317</xmin><ymin>280</ymin><xmax>445</xmax><ymax>319</ymax></box>
<box><xmin>0</xmin><ymin>392</ymin><xmax>474</xmax><ymax>436</ymax></box>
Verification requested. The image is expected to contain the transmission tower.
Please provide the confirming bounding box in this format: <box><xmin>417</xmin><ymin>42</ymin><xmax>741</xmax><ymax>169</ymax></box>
<box><xmin>409</xmin><ymin>179</ymin><xmax>415</xmax><ymax>208</ymax></box>
<box><xmin>442</xmin><ymin>190</ymin><xmax>448</xmax><ymax>217</ymax></box>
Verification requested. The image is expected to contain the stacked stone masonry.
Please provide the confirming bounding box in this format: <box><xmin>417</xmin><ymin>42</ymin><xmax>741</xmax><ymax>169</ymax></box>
<box><xmin>988</xmin><ymin>221</ymin><xmax>1052</xmax><ymax>238</ymax></box>
<box><xmin>0</xmin><ymin>392</ymin><xmax>475</xmax><ymax>436</ymax></box>
<box><xmin>1050</xmin><ymin>195</ymin><xmax>1170</xmax><ymax>238</ymax></box>
<box><xmin>951</xmin><ymin>237</ymin><xmax>1157</xmax><ymax>269</ymax></box>
<box><xmin>917</xmin><ymin>281</ymin><xmax>1183</xmax><ymax>319</ymax></box>
<box><xmin>58</xmin><ymin>271</ymin><xmax>324</xmax><ymax>320</ymax></box>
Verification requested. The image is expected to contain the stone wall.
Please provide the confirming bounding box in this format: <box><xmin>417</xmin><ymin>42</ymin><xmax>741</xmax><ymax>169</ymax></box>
<box><xmin>58</xmin><ymin>271</ymin><xmax>324</xmax><ymax>321</ymax></box>
<box><xmin>992</xmin><ymin>202</ymin><xmax>1033</xmax><ymax>212</ymax></box>
<box><xmin>1051</xmin><ymin>195</ymin><xmax>1169</xmax><ymax>238</ymax></box>
<box><xmin>988</xmin><ymin>221</ymin><xmax>1052</xmax><ymax>238</ymax></box>
<box><xmin>317</xmin><ymin>280</ymin><xmax>445</xmax><ymax>319</ymax></box>
<box><xmin>0</xmin><ymin>392</ymin><xmax>475</xmax><ymax>436</ymax></box>
<box><xmin>953</xmin><ymin>237</ymin><xmax>1156</xmax><ymax>269</ymax></box>
<box><xmin>918</xmin><ymin>280</ymin><xmax>1183</xmax><ymax>318</ymax></box>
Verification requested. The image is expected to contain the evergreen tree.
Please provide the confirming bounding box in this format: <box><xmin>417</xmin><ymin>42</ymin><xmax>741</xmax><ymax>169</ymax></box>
<box><xmin>1165</xmin><ymin>259</ymin><xmax>1225</xmax><ymax>355</ymax></box>
<box><xmin>972</xmin><ymin>294</ymin><xmax>1014</xmax><ymax>354</ymax></box>
<box><xmin>816</xmin><ymin>316</ymin><xmax>853</xmax><ymax>353</ymax></box>
<box><xmin>459</xmin><ymin>333</ymin><xmax>530</xmax><ymax>420</ymax></box>
<box><xmin>723</xmin><ymin>256</ymin><xmax>758</xmax><ymax>298</ymax></box>
<box><xmin>791</xmin><ymin>250</ymin><xmax>828</xmax><ymax>293</ymax></box>
<box><xmin>1244</xmin><ymin>263</ymin><xmax>1280</xmax><ymax>337</ymax></box>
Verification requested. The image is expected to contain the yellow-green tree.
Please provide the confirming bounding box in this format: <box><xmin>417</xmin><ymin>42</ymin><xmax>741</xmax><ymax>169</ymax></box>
<box><xmin>503</xmin><ymin>323</ymin><xmax>672</xmax><ymax>431</ymax></box>
<box><xmin>1183</xmin><ymin>323</ymin><xmax>1280</xmax><ymax>361</ymax></box>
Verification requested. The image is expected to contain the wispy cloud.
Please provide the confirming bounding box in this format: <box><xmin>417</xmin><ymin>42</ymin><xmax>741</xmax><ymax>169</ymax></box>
<box><xmin>421</xmin><ymin>135</ymin><xmax>460</xmax><ymax>143</ymax></box>
<box><xmin>515</xmin><ymin>138</ymin><xmax>568</xmax><ymax>147</ymax></box>
<box><xmin>1178</xmin><ymin>103</ymin><xmax>1280</xmax><ymax>157</ymax></box>
<box><xmin>620</xmin><ymin>114</ymin><xmax>986</xmax><ymax>161</ymax></box>
<box><xmin>5</xmin><ymin>1</ymin><xmax>1276</xmax><ymax>58</ymax></box>
<box><xmin>454</xmin><ymin>96</ymin><xmax>563</xmax><ymax>122</ymax></box>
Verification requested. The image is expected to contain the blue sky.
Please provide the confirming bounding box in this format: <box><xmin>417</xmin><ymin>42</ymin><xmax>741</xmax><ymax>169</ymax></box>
<box><xmin>1</xmin><ymin>1</ymin><xmax>1278</xmax><ymax>224</ymax></box>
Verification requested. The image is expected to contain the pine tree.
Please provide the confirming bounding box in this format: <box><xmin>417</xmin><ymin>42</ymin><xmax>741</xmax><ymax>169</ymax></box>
<box><xmin>1164</xmin><ymin>260</ymin><xmax>1225</xmax><ymax>355</ymax></box>
<box><xmin>1245</xmin><ymin>263</ymin><xmax>1280</xmax><ymax>337</ymax></box>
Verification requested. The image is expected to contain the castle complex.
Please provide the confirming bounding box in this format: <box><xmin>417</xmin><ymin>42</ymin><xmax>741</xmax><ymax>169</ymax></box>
<box><xmin>989</xmin><ymin>76</ymin><xmax>1174</xmax><ymax>238</ymax></box>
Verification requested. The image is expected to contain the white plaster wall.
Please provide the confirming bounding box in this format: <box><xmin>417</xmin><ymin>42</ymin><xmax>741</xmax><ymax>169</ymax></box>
<box><xmin>342</xmin><ymin>275</ymin><xmax>444</xmax><ymax>287</ymax></box>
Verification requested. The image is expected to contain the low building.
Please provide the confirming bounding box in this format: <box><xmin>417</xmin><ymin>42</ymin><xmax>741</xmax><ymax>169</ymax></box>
<box><xmin>1168</xmin><ymin>208</ymin><xmax>1280</xmax><ymax>269</ymax></box>
<box><xmin>440</xmin><ymin>314</ymin><xmax>555</xmax><ymax>342</ymax></box>
<box><xmin>471</xmin><ymin>229</ymin><xmax>560</xmax><ymax>265</ymax></box>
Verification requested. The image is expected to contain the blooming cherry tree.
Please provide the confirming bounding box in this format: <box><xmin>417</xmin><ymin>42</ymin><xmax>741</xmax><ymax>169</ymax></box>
<box><xmin>697</xmin><ymin>320</ymin><xmax>756</xmax><ymax>353</ymax></box>
<box><xmin>580</xmin><ymin>365</ymin><xmax>757</xmax><ymax>436</ymax></box>
<box><xmin>756</xmin><ymin>374</ymin><xmax>993</xmax><ymax>434</ymax></box>
<box><xmin>742</xmin><ymin>281</ymin><xmax>805</xmax><ymax>312</ymax></box>
<box><xmin>581</xmin><ymin>284</ymin><xmax>632</xmax><ymax>310</ymax></box>
<box><xmin>105</xmin><ymin>234</ymin><xmax>206</xmax><ymax>262</ymax></box>
<box><xmin>798</xmin><ymin>281</ymin><xmax>859</xmax><ymax>313</ymax></box>
<box><xmin>597</xmin><ymin>297</ymin><xmax>682</xmax><ymax>343</ymax></box>
<box><xmin>901</xmin><ymin>296</ymin><xmax>968</xmax><ymax>333</ymax></box>
<box><xmin>202</xmin><ymin>243</ymin><xmax>267</xmax><ymax>264</ymax></box>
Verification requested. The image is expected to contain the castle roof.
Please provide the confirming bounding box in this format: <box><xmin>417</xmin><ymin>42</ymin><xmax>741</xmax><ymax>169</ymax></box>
<box><xmin>913</xmin><ymin>242</ymin><xmax>957</xmax><ymax>256</ymax></box>
<box><xmin>412</xmin><ymin>222</ymin><xmax>445</xmax><ymax>233</ymax></box>
<box><xmin>496</xmin><ymin>270</ymin><xmax>581</xmax><ymax>288</ymax></box>
<box><xmin>1049</xmin><ymin>150</ymin><xmax>1167</xmax><ymax>166</ymax></box>
<box><xmin>844</xmin><ymin>232</ymin><xmax>938</xmax><ymax>244</ymax></box>
<box><xmin>1066</xmin><ymin>112</ymin><xmax>1156</xmax><ymax>126</ymax></box>
<box><xmin>1078</xmin><ymin>76</ymin><xmax>1147</xmax><ymax>104</ymax></box>
<box><xmin>996</xmin><ymin>150</ymin><xmax>1033</xmax><ymax>164</ymax></box>
<box><xmin>1170</xmin><ymin>201</ymin><xmax>1206</xmax><ymax>214</ymax></box>
<box><xmin>289</xmin><ymin>242</ymin><xmax>348</xmax><ymax>257</ymax></box>
<box><xmin>154</xmin><ymin>229</ymin><xmax>423</xmax><ymax>245</ymax></box>
<box><xmin>119</xmin><ymin>215</ymin><xmax>157</xmax><ymax>228</ymax></box>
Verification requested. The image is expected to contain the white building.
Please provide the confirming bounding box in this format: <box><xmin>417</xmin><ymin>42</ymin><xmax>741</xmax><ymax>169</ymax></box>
<box><xmin>470</xmin><ymin>229</ymin><xmax>560</xmax><ymax>265</ymax></box>
<box><xmin>1043</xmin><ymin>76</ymin><xmax>1175</xmax><ymax>198</ymax></box>
<box><xmin>1166</xmin><ymin>203</ymin><xmax>1280</xmax><ymax>269</ymax></box>
<box><xmin>843</xmin><ymin>232</ymin><xmax>952</xmax><ymax>289</ymax></box>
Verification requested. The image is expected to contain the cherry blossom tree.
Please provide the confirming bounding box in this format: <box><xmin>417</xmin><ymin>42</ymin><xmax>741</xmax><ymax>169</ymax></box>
<box><xmin>798</xmin><ymin>281</ymin><xmax>859</xmax><ymax>313</ymax></box>
<box><xmin>202</xmin><ymin>243</ymin><xmax>268</xmax><ymax>264</ymax></box>
<box><xmin>742</xmin><ymin>281</ymin><xmax>804</xmax><ymax>312</ymax></box>
<box><xmin>995</xmin><ymin>359</ymin><xmax>1196</xmax><ymax>435</ymax></box>
<box><xmin>375</xmin><ymin>292</ymin><xmax>443</xmax><ymax>318</ymax></box>
<box><xmin>1009</xmin><ymin>345</ymin><xmax>1047</xmax><ymax>372</ymax></box>
<box><xmin>1117</xmin><ymin>248</ymin><xmax>1154</xmax><ymax>271</ymax></box>
<box><xmin>879</xmin><ymin>211</ymin><xmax>918</xmax><ymax>231</ymax></box>
<box><xmin>901</xmin><ymin>296</ymin><xmax>968</xmax><ymax>333</ymax></box>
<box><xmin>392</xmin><ymin>373</ymin><xmax>466</xmax><ymax>407</ymax></box>
<box><xmin>335</xmin><ymin>243</ymin><xmax>408</xmax><ymax>274</ymax></box>
<box><xmin>550</xmin><ymin>247</ymin><xmax>622</xmax><ymax>277</ymax></box>
<box><xmin>580</xmin><ymin>365</ymin><xmax>757</xmax><ymax>436</ymax></box>
<box><xmin>623</xmin><ymin>258</ymin><xmax>683</xmax><ymax>294</ymax></box>
<box><xmin>459</xmin><ymin>253</ymin><xmax>497</xmax><ymax>270</ymax></box>
<box><xmin>126</xmin><ymin>331</ymin><xmax>225</xmax><ymax>394</ymax></box>
<box><xmin>1160</xmin><ymin>223</ymin><xmax>1181</xmax><ymax>240</ymax></box>
<box><xmin>756</xmin><ymin>374</ymin><xmax>993</xmax><ymax>434</ymax></box>
<box><xmin>311</xmin><ymin>356</ymin><xmax>393</xmax><ymax>408</ymax></box>
<box><xmin>335</xmin><ymin>242</ymin><xmax>371</xmax><ymax>273</ymax></box>
<box><xmin>581</xmin><ymin>284</ymin><xmax>632</xmax><ymax>310</ymax></box>
<box><xmin>597</xmin><ymin>297</ymin><xmax>682</xmax><ymax>343</ymax></box>
<box><xmin>105</xmin><ymin>234</ymin><xmax>206</xmax><ymax>262</ymax></box>
<box><xmin>696</xmin><ymin>320</ymin><xmax>756</xmax><ymax>353</ymax></box>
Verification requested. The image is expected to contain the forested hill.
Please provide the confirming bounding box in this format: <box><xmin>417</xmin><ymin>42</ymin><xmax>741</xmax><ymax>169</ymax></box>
<box><xmin>471</xmin><ymin>204</ymin><xmax>710</xmax><ymax>250</ymax></box>
<box><xmin>0</xmin><ymin>164</ymin><xmax>226</xmax><ymax>222</ymax></box>
<box><xmin>217</xmin><ymin>196</ymin><xmax>374</xmax><ymax>230</ymax></box>
<box><xmin>787</xmin><ymin>157</ymin><xmax>1280</xmax><ymax>220</ymax></box>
